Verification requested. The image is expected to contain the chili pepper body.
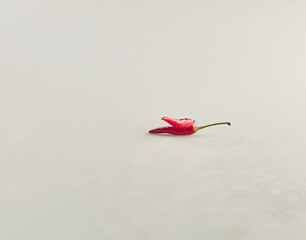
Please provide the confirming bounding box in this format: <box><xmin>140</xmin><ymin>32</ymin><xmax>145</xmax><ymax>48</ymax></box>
<box><xmin>149</xmin><ymin>117</ymin><xmax>231</xmax><ymax>135</ymax></box>
<box><xmin>149</xmin><ymin>117</ymin><xmax>195</xmax><ymax>135</ymax></box>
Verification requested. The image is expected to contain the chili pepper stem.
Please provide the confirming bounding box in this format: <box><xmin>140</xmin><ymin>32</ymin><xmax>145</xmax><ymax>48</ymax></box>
<box><xmin>194</xmin><ymin>122</ymin><xmax>231</xmax><ymax>132</ymax></box>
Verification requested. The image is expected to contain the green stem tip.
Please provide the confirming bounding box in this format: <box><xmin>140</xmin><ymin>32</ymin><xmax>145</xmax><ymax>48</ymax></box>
<box><xmin>194</xmin><ymin>122</ymin><xmax>231</xmax><ymax>132</ymax></box>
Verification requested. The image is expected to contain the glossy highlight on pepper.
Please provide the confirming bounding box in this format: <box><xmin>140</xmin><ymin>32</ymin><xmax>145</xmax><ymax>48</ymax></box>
<box><xmin>149</xmin><ymin>117</ymin><xmax>231</xmax><ymax>135</ymax></box>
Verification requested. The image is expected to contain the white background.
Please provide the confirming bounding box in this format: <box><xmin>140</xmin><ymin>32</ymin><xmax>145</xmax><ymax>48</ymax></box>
<box><xmin>1</xmin><ymin>0</ymin><xmax>306</xmax><ymax>239</ymax></box>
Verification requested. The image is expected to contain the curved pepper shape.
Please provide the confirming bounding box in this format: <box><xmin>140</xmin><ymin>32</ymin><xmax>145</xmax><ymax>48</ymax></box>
<box><xmin>149</xmin><ymin>117</ymin><xmax>231</xmax><ymax>135</ymax></box>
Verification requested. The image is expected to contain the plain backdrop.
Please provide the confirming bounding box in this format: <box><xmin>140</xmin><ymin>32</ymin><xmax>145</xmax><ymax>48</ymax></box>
<box><xmin>1</xmin><ymin>0</ymin><xmax>306</xmax><ymax>239</ymax></box>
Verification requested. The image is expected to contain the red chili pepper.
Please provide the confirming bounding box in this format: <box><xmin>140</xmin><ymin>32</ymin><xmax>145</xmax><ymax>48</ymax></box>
<box><xmin>149</xmin><ymin>117</ymin><xmax>231</xmax><ymax>135</ymax></box>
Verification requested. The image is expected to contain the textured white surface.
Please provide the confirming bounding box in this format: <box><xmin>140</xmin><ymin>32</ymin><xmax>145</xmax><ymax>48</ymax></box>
<box><xmin>1</xmin><ymin>0</ymin><xmax>306</xmax><ymax>239</ymax></box>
